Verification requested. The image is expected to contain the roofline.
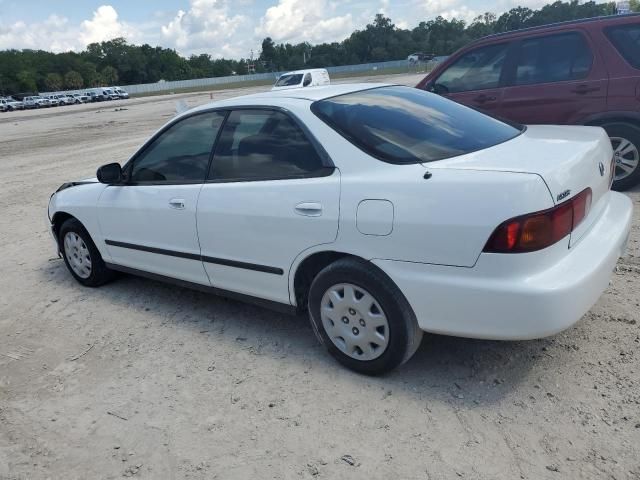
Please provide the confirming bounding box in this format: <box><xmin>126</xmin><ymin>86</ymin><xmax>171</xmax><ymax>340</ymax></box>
<box><xmin>477</xmin><ymin>13</ymin><xmax>640</xmax><ymax>42</ymax></box>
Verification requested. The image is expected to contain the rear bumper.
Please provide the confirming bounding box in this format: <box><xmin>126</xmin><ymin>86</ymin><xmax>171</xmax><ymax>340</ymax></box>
<box><xmin>373</xmin><ymin>192</ymin><xmax>633</xmax><ymax>340</ymax></box>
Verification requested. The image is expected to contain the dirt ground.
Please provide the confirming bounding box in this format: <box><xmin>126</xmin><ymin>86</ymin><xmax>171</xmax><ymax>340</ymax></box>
<box><xmin>1</xmin><ymin>72</ymin><xmax>639</xmax><ymax>480</ymax></box>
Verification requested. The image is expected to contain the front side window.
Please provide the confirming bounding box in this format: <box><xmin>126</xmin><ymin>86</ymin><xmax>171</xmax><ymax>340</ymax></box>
<box><xmin>312</xmin><ymin>86</ymin><xmax>522</xmax><ymax>164</ymax></box>
<box><xmin>514</xmin><ymin>32</ymin><xmax>592</xmax><ymax>85</ymax></box>
<box><xmin>435</xmin><ymin>43</ymin><xmax>508</xmax><ymax>93</ymax></box>
<box><xmin>209</xmin><ymin>109</ymin><xmax>325</xmax><ymax>181</ymax></box>
<box><xmin>129</xmin><ymin>111</ymin><xmax>226</xmax><ymax>183</ymax></box>
<box><xmin>605</xmin><ymin>24</ymin><xmax>640</xmax><ymax>70</ymax></box>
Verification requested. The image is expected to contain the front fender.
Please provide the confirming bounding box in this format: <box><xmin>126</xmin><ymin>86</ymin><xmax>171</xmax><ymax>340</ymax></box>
<box><xmin>49</xmin><ymin>182</ymin><xmax>110</xmax><ymax>260</ymax></box>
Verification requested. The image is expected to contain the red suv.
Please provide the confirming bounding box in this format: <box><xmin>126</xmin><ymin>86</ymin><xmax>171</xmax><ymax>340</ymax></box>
<box><xmin>417</xmin><ymin>14</ymin><xmax>640</xmax><ymax>190</ymax></box>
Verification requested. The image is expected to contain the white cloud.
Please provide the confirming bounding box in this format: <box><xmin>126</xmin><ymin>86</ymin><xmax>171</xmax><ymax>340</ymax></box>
<box><xmin>161</xmin><ymin>0</ymin><xmax>250</xmax><ymax>57</ymax></box>
<box><xmin>80</xmin><ymin>5</ymin><xmax>138</xmax><ymax>45</ymax></box>
<box><xmin>0</xmin><ymin>5</ymin><xmax>139</xmax><ymax>52</ymax></box>
<box><xmin>255</xmin><ymin>0</ymin><xmax>354</xmax><ymax>44</ymax></box>
<box><xmin>439</xmin><ymin>6</ymin><xmax>478</xmax><ymax>22</ymax></box>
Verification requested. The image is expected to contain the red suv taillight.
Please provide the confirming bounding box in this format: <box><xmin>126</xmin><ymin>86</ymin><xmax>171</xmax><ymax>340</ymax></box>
<box><xmin>484</xmin><ymin>188</ymin><xmax>592</xmax><ymax>253</ymax></box>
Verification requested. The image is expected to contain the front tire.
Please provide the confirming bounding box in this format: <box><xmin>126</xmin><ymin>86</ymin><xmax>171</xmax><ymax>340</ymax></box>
<box><xmin>308</xmin><ymin>258</ymin><xmax>423</xmax><ymax>375</ymax></box>
<box><xmin>601</xmin><ymin>122</ymin><xmax>640</xmax><ymax>191</ymax></box>
<box><xmin>59</xmin><ymin>218</ymin><xmax>115</xmax><ymax>287</ymax></box>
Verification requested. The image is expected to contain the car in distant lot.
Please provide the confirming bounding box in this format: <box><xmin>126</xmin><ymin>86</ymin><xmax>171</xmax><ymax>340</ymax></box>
<box><xmin>45</xmin><ymin>95</ymin><xmax>62</xmax><ymax>107</ymax></box>
<box><xmin>112</xmin><ymin>87</ymin><xmax>129</xmax><ymax>99</ymax></box>
<box><xmin>70</xmin><ymin>93</ymin><xmax>89</xmax><ymax>104</ymax></box>
<box><xmin>5</xmin><ymin>97</ymin><xmax>25</xmax><ymax>110</ymax></box>
<box><xmin>0</xmin><ymin>99</ymin><xmax>9</xmax><ymax>112</ymax></box>
<box><xmin>272</xmin><ymin>69</ymin><xmax>330</xmax><ymax>90</ymax></box>
<box><xmin>48</xmin><ymin>84</ymin><xmax>632</xmax><ymax>374</ymax></box>
<box><xmin>58</xmin><ymin>94</ymin><xmax>75</xmax><ymax>106</ymax></box>
<box><xmin>407</xmin><ymin>52</ymin><xmax>435</xmax><ymax>64</ymax></box>
<box><xmin>417</xmin><ymin>13</ymin><xmax>640</xmax><ymax>191</ymax></box>
<box><xmin>102</xmin><ymin>88</ymin><xmax>121</xmax><ymax>101</ymax></box>
<box><xmin>23</xmin><ymin>96</ymin><xmax>51</xmax><ymax>109</ymax></box>
<box><xmin>85</xmin><ymin>91</ymin><xmax>100</xmax><ymax>102</ymax></box>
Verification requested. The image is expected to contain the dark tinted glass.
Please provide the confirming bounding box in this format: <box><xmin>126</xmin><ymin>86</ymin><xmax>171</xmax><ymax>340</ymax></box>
<box><xmin>514</xmin><ymin>32</ymin><xmax>592</xmax><ymax>85</ymax></box>
<box><xmin>130</xmin><ymin>111</ymin><xmax>226</xmax><ymax>183</ymax></box>
<box><xmin>275</xmin><ymin>74</ymin><xmax>303</xmax><ymax>87</ymax></box>
<box><xmin>312</xmin><ymin>86</ymin><xmax>522</xmax><ymax>164</ymax></box>
<box><xmin>209</xmin><ymin>109</ymin><xmax>324</xmax><ymax>181</ymax></box>
<box><xmin>606</xmin><ymin>24</ymin><xmax>640</xmax><ymax>69</ymax></box>
<box><xmin>435</xmin><ymin>43</ymin><xmax>508</xmax><ymax>93</ymax></box>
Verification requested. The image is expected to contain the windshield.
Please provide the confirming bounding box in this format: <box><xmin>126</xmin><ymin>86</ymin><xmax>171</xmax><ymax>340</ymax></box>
<box><xmin>311</xmin><ymin>86</ymin><xmax>523</xmax><ymax>164</ymax></box>
<box><xmin>275</xmin><ymin>74</ymin><xmax>303</xmax><ymax>87</ymax></box>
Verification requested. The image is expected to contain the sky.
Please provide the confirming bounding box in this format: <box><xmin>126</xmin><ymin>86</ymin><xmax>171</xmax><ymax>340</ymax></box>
<box><xmin>0</xmin><ymin>0</ymin><xmax>554</xmax><ymax>59</ymax></box>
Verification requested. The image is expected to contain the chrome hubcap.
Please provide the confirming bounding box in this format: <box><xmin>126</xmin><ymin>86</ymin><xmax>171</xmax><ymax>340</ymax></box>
<box><xmin>320</xmin><ymin>283</ymin><xmax>389</xmax><ymax>361</ymax></box>
<box><xmin>63</xmin><ymin>232</ymin><xmax>92</xmax><ymax>279</ymax></box>
<box><xmin>611</xmin><ymin>136</ymin><xmax>639</xmax><ymax>181</ymax></box>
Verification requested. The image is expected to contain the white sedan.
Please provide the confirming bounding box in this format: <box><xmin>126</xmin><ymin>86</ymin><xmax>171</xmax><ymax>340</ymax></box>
<box><xmin>48</xmin><ymin>84</ymin><xmax>633</xmax><ymax>374</ymax></box>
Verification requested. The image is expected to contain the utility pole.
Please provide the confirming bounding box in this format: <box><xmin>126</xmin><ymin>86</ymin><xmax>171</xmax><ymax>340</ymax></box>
<box><xmin>248</xmin><ymin>50</ymin><xmax>256</xmax><ymax>74</ymax></box>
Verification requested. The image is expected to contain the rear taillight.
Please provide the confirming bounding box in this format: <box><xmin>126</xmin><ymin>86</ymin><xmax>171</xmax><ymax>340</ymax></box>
<box><xmin>484</xmin><ymin>188</ymin><xmax>592</xmax><ymax>253</ymax></box>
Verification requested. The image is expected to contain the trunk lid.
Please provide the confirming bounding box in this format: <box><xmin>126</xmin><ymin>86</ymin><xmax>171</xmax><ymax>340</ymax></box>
<box><xmin>427</xmin><ymin>125</ymin><xmax>613</xmax><ymax>247</ymax></box>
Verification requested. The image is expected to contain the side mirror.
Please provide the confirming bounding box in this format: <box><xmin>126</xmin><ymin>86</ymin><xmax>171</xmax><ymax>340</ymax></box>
<box><xmin>97</xmin><ymin>163</ymin><xmax>122</xmax><ymax>184</ymax></box>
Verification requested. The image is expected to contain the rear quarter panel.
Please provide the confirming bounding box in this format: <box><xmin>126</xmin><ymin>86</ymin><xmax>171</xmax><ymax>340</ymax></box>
<box><xmin>301</xmin><ymin>114</ymin><xmax>555</xmax><ymax>268</ymax></box>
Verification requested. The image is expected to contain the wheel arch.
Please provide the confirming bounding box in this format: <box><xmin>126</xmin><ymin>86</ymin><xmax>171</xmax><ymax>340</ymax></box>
<box><xmin>51</xmin><ymin>211</ymin><xmax>77</xmax><ymax>245</ymax></box>
<box><xmin>582</xmin><ymin>112</ymin><xmax>640</xmax><ymax>129</ymax></box>
<box><xmin>290</xmin><ymin>249</ymin><xmax>410</xmax><ymax>315</ymax></box>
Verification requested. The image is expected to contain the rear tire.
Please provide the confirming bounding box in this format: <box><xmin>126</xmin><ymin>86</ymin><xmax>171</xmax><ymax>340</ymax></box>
<box><xmin>308</xmin><ymin>257</ymin><xmax>423</xmax><ymax>375</ymax></box>
<box><xmin>59</xmin><ymin>218</ymin><xmax>115</xmax><ymax>287</ymax></box>
<box><xmin>601</xmin><ymin>122</ymin><xmax>640</xmax><ymax>191</ymax></box>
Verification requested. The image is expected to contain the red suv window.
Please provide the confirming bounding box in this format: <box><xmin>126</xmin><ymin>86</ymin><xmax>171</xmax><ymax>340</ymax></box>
<box><xmin>433</xmin><ymin>43</ymin><xmax>509</xmax><ymax>93</ymax></box>
<box><xmin>605</xmin><ymin>24</ymin><xmax>640</xmax><ymax>69</ymax></box>
<box><xmin>513</xmin><ymin>32</ymin><xmax>592</xmax><ymax>85</ymax></box>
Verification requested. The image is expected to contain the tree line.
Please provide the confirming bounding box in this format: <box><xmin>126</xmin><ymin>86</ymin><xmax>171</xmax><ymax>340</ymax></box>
<box><xmin>0</xmin><ymin>0</ymin><xmax>637</xmax><ymax>95</ymax></box>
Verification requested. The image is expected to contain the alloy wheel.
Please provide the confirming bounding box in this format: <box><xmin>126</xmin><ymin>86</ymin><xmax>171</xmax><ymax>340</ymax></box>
<box><xmin>611</xmin><ymin>136</ymin><xmax>639</xmax><ymax>181</ymax></box>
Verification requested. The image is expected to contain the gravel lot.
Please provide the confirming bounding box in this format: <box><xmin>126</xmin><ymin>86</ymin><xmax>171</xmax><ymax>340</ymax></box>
<box><xmin>1</xmin><ymin>72</ymin><xmax>639</xmax><ymax>480</ymax></box>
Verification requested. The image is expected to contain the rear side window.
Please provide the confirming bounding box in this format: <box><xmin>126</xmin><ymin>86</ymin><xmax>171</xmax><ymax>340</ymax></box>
<box><xmin>514</xmin><ymin>32</ymin><xmax>592</xmax><ymax>85</ymax></box>
<box><xmin>435</xmin><ymin>43</ymin><xmax>508</xmax><ymax>93</ymax></box>
<box><xmin>209</xmin><ymin>109</ymin><xmax>325</xmax><ymax>181</ymax></box>
<box><xmin>605</xmin><ymin>24</ymin><xmax>640</xmax><ymax>69</ymax></box>
<box><xmin>312</xmin><ymin>86</ymin><xmax>523</xmax><ymax>164</ymax></box>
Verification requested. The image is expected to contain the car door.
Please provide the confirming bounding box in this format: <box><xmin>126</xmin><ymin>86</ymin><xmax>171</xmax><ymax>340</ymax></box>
<box><xmin>97</xmin><ymin>110</ymin><xmax>227</xmax><ymax>285</ymax></box>
<box><xmin>498</xmin><ymin>31</ymin><xmax>607</xmax><ymax>125</ymax></box>
<box><xmin>197</xmin><ymin>108</ymin><xmax>340</xmax><ymax>305</ymax></box>
<box><xmin>427</xmin><ymin>42</ymin><xmax>511</xmax><ymax>116</ymax></box>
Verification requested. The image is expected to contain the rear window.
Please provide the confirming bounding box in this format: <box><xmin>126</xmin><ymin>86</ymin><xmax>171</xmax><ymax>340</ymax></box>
<box><xmin>311</xmin><ymin>86</ymin><xmax>523</xmax><ymax>164</ymax></box>
<box><xmin>275</xmin><ymin>74</ymin><xmax>303</xmax><ymax>87</ymax></box>
<box><xmin>605</xmin><ymin>24</ymin><xmax>640</xmax><ymax>69</ymax></box>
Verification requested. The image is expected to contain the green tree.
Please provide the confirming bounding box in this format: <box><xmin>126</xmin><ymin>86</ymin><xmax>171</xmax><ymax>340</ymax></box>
<box><xmin>100</xmin><ymin>66</ymin><xmax>119</xmax><ymax>85</ymax></box>
<box><xmin>44</xmin><ymin>72</ymin><xmax>63</xmax><ymax>91</ymax></box>
<box><xmin>630</xmin><ymin>0</ymin><xmax>639</xmax><ymax>11</ymax></box>
<box><xmin>16</xmin><ymin>70</ymin><xmax>37</xmax><ymax>92</ymax></box>
<box><xmin>64</xmin><ymin>70</ymin><xmax>84</xmax><ymax>89</ymax></box>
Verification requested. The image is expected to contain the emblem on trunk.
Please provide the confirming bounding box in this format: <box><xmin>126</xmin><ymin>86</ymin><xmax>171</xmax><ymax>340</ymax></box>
<box><xmin>557</xmin><ymin>189</ymin><xmax>571</xmax><ymax>202</ymax></box>
<box><xmin>599</xmin><ymin>161</ymin><xmax>605</xmax><ymax>177</ymax></box>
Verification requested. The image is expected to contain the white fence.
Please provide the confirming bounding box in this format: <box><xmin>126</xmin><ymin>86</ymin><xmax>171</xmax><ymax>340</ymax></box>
<box><xmin>123</xmin><ymin>59</ymin><xmax>411</xmax><ymax>95</ymax></box>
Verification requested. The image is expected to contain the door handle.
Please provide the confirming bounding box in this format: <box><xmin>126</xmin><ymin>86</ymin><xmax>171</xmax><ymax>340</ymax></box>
<box><xmin>571</xmin><ymin>85</ymin><xmax>600</xmax><ymax>94</ymax></box>
<box><xmin>169</xmin><ymin>198</ymin><xmax>186</xmax><ymax>210</ymax></box>
<box><xmin>295</xmin><ymin>202</ymin><xmax>323</xmax><ymax>217</ymax></box>
<box><xmin>473</xmin><ymin>94</ymin><xmax>497</xmax><ymax>103</ymax></box>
